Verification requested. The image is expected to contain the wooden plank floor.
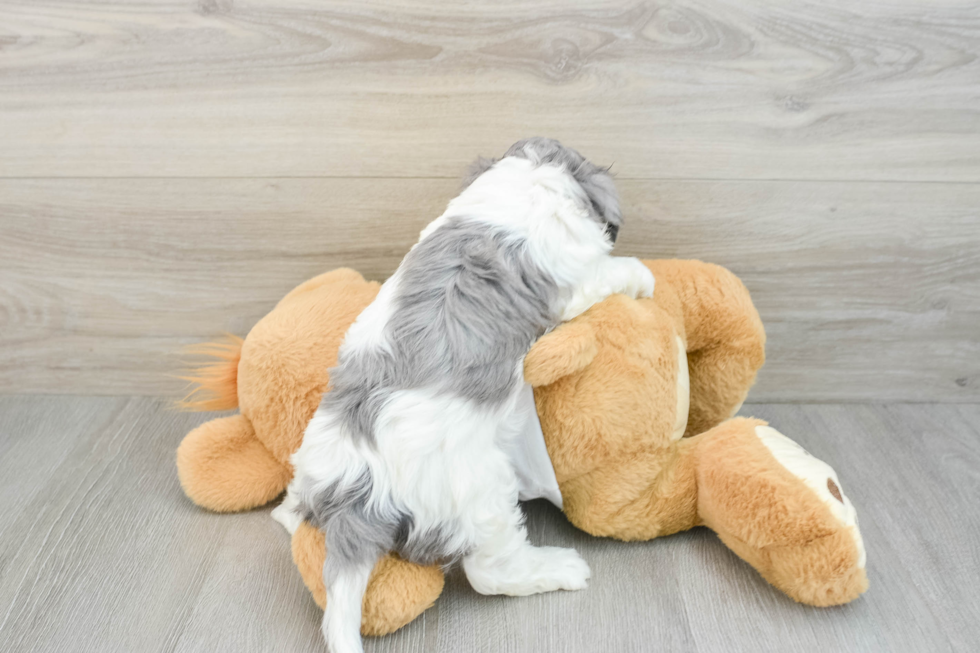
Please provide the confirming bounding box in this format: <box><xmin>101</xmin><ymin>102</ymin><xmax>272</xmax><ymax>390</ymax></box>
<box><xmin>1</xmin><ymin>396</ymin><xmax>977</xmax><ymax>652</ymax></box>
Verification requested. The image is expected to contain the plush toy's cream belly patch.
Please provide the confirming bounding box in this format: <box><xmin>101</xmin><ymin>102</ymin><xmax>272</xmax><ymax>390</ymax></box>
<box><xmin>504</xmin><ymin>385</ymin><xmax>564</xmax><ymax>509</ymax></box>
<box><xmin>672</xmin><ymin>335</ymin><xmax>690</xmax><ymax>442</ymax></box>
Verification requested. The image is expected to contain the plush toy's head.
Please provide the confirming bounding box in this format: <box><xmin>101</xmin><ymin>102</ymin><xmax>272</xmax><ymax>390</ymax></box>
<box><xmin>520</xmin><ymin>260</ymin><xmax>769</xmax><ymax>542</ymax></box>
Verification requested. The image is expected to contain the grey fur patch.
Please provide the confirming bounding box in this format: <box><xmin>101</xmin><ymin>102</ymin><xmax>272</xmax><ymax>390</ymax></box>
<box><xmin>463</xmin><ymin>137</ymin><xmax>622</xmax><ymax>243</ymax></box>
<box><xmin>304</xmin><ymin>471</ymin><xmax>406</xmax><ymax>568</ymax></box>
<box><xmin>305</xmin><ymin>455</ymin><xmax>468</xmax><ymax>569</ymax></box>
<box><xmin>321</xmin><ymin>217</ymin><xmax>558</xmax><ymax>444</ymax></box>
<box><xmin>396</xmin><ymin>518</ymin><xmax>468</xmax><ymax>566</ymax></box>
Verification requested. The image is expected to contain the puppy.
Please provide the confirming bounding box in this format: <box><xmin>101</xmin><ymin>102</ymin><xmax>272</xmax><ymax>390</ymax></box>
<box><xmin>274</xmin><ymin>138</ymin><xmax>655</xmax><ymax>653</ymax></box>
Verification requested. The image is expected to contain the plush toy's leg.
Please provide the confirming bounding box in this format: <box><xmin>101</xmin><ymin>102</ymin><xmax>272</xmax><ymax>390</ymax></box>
<box><xmin>559</xmin><ymin>440</ymin><xmax>702</xmax><ymax>542</ymax></box>
<box><xmin>177</xmin><ymin>415</ymin><xmax>291</xmax><ymax>512</ymax></box>
<box><xmin>644</xmin><ymin>260</ymin><xmax>766</xmax><ymax>436</ymax></box>
<box><xmin>291</xmin><ymin>523</ymin><xmax>445</xmax><ymax>637</ymax></box>
<box><xmin>696</xmin><ymin>418</ymin><xmax>868</xmax><ymax>606</ymax></box>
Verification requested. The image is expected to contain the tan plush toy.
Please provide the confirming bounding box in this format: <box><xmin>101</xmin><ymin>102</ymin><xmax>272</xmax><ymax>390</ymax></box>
<box><xmin>176</xmin><ymin>260</ymin><xmax>868</xmax><ymax>636</ymax></box>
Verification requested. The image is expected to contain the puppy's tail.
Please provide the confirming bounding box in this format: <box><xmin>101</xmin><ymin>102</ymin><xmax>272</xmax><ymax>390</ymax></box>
<box><xmin>313</xmin><ymin>467</ymin><xmax>400</xmax><ymax>651</ymax></box>
<box><xmin>321</xmin><ymin>552</ymin><xmax>378</xmax><ymax>653</ymax></box>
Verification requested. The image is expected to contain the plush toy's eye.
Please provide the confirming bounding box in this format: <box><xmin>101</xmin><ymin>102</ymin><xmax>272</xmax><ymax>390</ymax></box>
<box><xmin>604</xmin><ymin>222</ymin><xmax>619</xmax><ymax>244</ymax></box>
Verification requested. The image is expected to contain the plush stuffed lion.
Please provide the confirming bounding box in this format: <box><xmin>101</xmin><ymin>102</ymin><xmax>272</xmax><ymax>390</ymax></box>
<box><xmin>176</xmin><ymin>260</ymin><xmax>867</xmax><ymax>635</ymax></box>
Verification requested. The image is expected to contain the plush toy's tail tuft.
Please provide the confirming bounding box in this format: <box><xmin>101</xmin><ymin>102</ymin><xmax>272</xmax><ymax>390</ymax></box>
<box><xmin>176</xmin><ymin>333</ymin><xmax>244</xmax><ymax>411</ymax></box>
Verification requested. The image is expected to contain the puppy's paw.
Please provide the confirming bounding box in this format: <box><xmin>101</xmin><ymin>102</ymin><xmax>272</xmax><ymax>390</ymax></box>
<box><xmin>534</xmin><ymin>546</ymin><xmax>591</xmax><ymax>592</ymax></box>
<box><xmin>560</xmin><ymin>291</ymin><xmax>598</xmax><ymax>322</ymax></box>
<box><xmin>271</xmin><ymin>501</ymin><xmax>303</xmax><ymax>535</ymax></box>
<box><xmin>622</xmin><ymin>257</ymin><xmax>655</xmax><ymax>299</ymax></box>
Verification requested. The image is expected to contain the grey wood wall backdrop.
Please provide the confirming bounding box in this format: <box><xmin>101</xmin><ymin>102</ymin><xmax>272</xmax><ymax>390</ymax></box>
<box><xmin>1</xmin><ymin>0</ymin><xmax>978</xmax><ymax>400</ymax></box>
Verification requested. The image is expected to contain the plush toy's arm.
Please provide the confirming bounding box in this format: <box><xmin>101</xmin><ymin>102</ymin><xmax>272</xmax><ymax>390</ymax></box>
<box><xmin>524</xmin><ymin>321</ymin><xmax>599</xmax><ymax>387</ymax></box>
<box><xmin>644</xmin><ymin>260</ymin><xmax>766</xmax><ymax>436</ymax></box>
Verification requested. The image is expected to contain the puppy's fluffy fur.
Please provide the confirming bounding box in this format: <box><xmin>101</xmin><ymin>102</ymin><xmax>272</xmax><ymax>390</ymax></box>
<box><xmin>275</xmin><ymin>138</ymin><xmax>654</xmax><ymax>653</ymax></box>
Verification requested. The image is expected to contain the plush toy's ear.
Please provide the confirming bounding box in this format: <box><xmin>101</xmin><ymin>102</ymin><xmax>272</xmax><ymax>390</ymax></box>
<box><xmin>524</xmin><ymin>321</ymin><xmax>599</xmax><ymax>387</ymax></box>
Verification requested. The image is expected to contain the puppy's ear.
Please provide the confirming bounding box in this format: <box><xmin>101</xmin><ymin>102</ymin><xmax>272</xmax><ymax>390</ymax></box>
<box><xmin>460</xmin><ymin>156</ymin><xmax>497</xmax><ymax>189</ymax></box>
<box><xmin>524</xmin><ymin>321</ymin><xmax>598</xmax><ymax>387</ymax></box>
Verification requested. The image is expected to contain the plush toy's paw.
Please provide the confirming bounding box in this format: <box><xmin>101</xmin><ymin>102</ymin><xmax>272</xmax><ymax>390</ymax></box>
<box><xmin>697</xmin><ymin>418</ymin><xmax>868</xmax><ymax>607</ymax></box>
<box><xmin>177</xmin><ymin>415</ymin><xmax>291</xmax><ymax>512</ymax></box>
<box><xmin>291</xmin><ymin>522</ymin><xmax>445</xmax><ymax>637</ymax></box>
<box><xmin>751</xmin><ymin>425</ymin><xmax>868</xmax><ymax>606</ymax></box>
<box><xmin>753</xmin><ymin>426</ymin><xmax>866</xmax><ymax>566</ymax></box>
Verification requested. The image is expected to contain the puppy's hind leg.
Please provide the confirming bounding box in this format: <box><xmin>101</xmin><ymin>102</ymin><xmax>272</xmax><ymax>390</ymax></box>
<box><xmin>462</xmin><ymin>504</ymin><xmax>590</xmax><ymax>596</ymax></box>
<box><xmin>459</xmin><ymin>444</ymin><xmax>590</xmax><ymax>596</ymax></box>
<box><xmin>271</xmin><ymin>481</ymin><xmax>304</xmax><ymax>535</ymax></box>
<box><xmin>464</xmin><ymin>526</ymin><xmax>590</xmax><ymax>596</ymax></box>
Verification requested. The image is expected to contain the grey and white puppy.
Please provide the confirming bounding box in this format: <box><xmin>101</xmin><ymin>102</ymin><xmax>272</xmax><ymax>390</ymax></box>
<box><xmin>273</xmin><ymin>138</ymin><xmax>655</xmax><ymax>653</ymax></box>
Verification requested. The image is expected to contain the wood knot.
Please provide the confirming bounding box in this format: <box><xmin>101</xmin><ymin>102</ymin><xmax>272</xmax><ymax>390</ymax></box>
<box><xmin>198</xmin><ymin>0</ymin><xmax>233</xmax><ymax>16</ymax></box>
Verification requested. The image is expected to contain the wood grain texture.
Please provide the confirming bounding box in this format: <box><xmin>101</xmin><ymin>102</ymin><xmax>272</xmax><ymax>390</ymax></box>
<box><xmin>0</xmin><ymin>1</ymin><xmax>978</xmax><ymax>180</ymax></box>
<box><xmin>2</xmin><ymin>178</ymin><xmax>977</xmax><ymax>400</ymax></box>
<box><xmin>0</xmin><ymin>0</ymin><xmax>978</xmax><ymax>399</ymax></box>
<box><xmin>618</xmin><ymin>180</ymin><xmax>980</xmax><ymax>402</ymax></box>
<box><xmin>1</xmin><ymin>397</ymin><xmax>978</xmax><ymax>652</ymax></box>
